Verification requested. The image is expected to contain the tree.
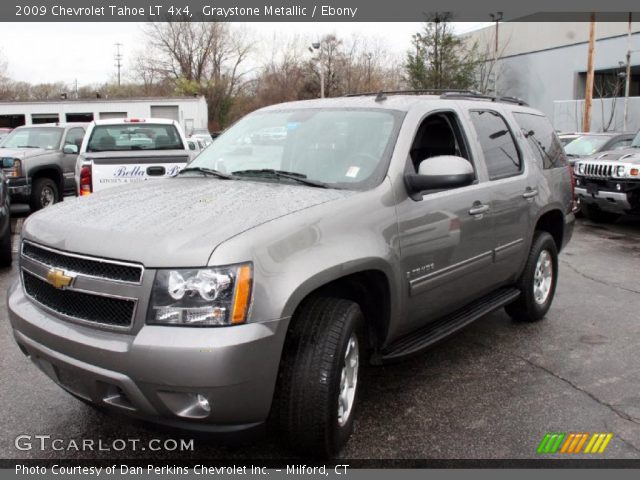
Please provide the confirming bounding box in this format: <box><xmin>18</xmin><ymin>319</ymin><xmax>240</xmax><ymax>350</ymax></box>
<box><xmin>405</xmin><ymin>14</ymin><xmax>480</xmax><ymax>90</ymax></box>
<box><xmin>141</xmin><ymin>22</ymin><xmax>254</xmax><ymax>128</ymax></box>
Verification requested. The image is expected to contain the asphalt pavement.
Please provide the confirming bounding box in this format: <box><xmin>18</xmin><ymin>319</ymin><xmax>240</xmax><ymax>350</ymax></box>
<box><xmin>1</xmin><ymin>216</ymin><xmax>639</xmax><ymax>461</ymax></box>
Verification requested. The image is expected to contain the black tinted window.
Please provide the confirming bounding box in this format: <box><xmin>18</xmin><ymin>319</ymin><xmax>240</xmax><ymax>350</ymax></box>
<box><xmin>513</xmin><ymin>112</ymin><xmax>567</xmax><ymax>169</ymax></box>
<box><xmin>469</xmin><ymin>111</ymin><xmax>521</xmax><ymax>180</ymax></box>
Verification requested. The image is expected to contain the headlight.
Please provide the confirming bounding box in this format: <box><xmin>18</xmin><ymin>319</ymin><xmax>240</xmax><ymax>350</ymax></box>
<box><xmin>577</xmin><ymin>163</ymin><xmax>585</xmax><ymax>175</ymax></box>
<box><xmin>147</xmin><ymin>263</ymin><xmax>252</xmax><ymax>326</ymax></box>
<box><xmin>1</xmin><ymin>158</ymin><xmax>21</xmax><ymax>177</ymax></box>
<box><xmin>615</xmin><ymin>165</ymin><xmax>626</xmax><ymax>177</ymax></box>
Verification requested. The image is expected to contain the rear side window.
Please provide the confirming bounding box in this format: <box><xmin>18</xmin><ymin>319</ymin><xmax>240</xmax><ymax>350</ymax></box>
<box><xmin>469</xmin><ymin>110</ymin><xmax>521</xmax><ymax>180</ymax></box>
<box><xmin>86</xmin><ymin>123</ymin><xmax>184</xmax><ymax>152</ymax></box>
<box><xmin>513</xmin><ymin>112</ymin><xmax>567</xmax><ymax>169</ymax></box>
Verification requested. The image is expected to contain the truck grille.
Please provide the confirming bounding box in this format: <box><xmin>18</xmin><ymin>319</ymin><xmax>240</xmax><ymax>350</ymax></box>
<box><xmin>22</xmin><ymin>271</ymin><xmax>136</xmax><ymax>328</ymax></box>
<box><xmin>22</xmin><ymin>241</ymin><xmax>143</xmax><ymax>283</ymax></box>
<box><xmin>581</xmin><ymin>162</ymin><xmax>614</xmax><ymax>179</ymax></box>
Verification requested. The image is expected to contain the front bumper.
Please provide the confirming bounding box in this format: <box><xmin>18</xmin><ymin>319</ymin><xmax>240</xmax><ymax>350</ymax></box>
<box><xmin>8</xmin><ymin>281</ymin><xmax>290</xmax><ymax>433</ymax></box>
<box><xmin>7</xmin><ymin>177</ymin><xmax>31</xmax><ymax>202</ymax></box>
<box><xmin>575</xmin><ymin>187</ymin><xmax>632</xmax><ymax>214</ymax></box>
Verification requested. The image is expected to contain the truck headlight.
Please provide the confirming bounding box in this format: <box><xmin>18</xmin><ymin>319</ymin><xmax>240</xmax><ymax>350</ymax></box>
<box><xmin>147</xmin><ymin>264</ymin><xmax>252</xmax><ymax>326</ymax></box>
<box><xmin>577</xmin><ymin>163</ymin><xmax>585</xmax><ymax>175</ymax></box>
<box><xmin>1</xmin><ymin>157</ymin><xmax>22</xmax><ymax>177</ymax></box>
<box><xmin>615</xmin><ymin>165</ymin><xmax>626</xmax><ymax>177</ymax></box>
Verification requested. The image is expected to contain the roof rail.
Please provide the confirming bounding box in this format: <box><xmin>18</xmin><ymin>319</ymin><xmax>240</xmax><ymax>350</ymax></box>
<box><xmin>345</xmin><ymin>89</ymin><xmax>529</xmax><ymax>106</ymax></box>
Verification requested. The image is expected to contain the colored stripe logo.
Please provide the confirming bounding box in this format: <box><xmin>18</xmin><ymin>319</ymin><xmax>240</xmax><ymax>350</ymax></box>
<box><xmin>537</xmin><ymin>433</ymin><xmax>613</xmax><ymax>454</ymax></box>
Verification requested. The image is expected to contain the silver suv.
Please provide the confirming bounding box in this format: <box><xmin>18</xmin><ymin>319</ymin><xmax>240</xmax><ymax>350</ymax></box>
<box><xmin>8</xmin><ymin>91</ymin><xmax>575</xmax><ymax>456</ymax></box>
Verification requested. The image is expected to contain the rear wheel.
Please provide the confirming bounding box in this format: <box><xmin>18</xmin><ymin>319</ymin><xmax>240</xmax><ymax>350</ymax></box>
<box><xmin>274</xmin><ymin>297</ymin><xmax>364</xmax><ymax>457</ymax></box>
<box><xmin>582</xmin><ymin>204</ymin><xmax>620</xmax><ymax>223</ymax></box>
<box><xmin>506</xmin><ymin>231</ymin><xmax>558</xmax><ymax>323</ymax></box>
<box><xmin>30</xmin><ymin>178</ymin><xmax>59</xmax><ymax>212</ymax></box>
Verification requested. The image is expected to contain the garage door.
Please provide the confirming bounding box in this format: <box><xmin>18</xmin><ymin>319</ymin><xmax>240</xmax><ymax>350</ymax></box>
<box><xmin>99</xmin><ymin>112</ymin><xmax>127</xmax><ymax>119</ymax></box>
<box><xmin>150</xmin><ymin>105</ymin><xmax>179</xmax><ymax>122</ymax></box>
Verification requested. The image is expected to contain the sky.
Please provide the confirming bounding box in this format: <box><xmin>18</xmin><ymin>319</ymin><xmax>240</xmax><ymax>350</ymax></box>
<box><xmin>0</xmin><ymin>22</ymin><xmax>489</xmax><ymax>85</ymax></box>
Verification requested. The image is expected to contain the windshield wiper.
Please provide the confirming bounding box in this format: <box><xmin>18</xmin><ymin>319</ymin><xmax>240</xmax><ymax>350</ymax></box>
<box><xmin>178</xmin><ymin>167</ymin><xmax>233</xmax><ymax>179</ymax></box>
<box><xmin>232</xmin><ymin>169</ymin><xmax>329</xmax><ymax>188</ymax></box>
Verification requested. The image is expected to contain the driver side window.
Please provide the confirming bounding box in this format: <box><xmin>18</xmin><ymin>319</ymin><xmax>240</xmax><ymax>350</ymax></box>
<box><xmin>409</xmin><ymin>112</ymin><xmax>474</xmax><ymax>178</ymax></box>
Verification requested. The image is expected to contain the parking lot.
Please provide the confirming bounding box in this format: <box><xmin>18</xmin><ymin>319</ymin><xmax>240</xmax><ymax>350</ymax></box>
<box><xmin>1</xmin><ymin>216</ymin><xmax>639</xmax><ymax>460</ymax></box>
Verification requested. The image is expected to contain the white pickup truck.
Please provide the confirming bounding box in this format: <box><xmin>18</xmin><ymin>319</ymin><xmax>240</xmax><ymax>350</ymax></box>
<box><xmin>74</xmin><ymin>118</ymin><xmax>192</xmax><ymax>195</ymax></box>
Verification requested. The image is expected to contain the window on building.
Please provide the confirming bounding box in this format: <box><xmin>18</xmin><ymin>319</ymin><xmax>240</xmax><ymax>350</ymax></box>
<box><xmin>469</xmin><ymin>110</ymin><xmax>521</xmax><ymax>180</ymax></box>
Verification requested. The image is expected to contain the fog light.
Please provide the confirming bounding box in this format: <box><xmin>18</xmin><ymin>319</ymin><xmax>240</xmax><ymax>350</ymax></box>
<box><xmin>616</xmin><ymin>183</ymin><xmax>622</xmax><ymax>191</ymax></box>
<box><xmin>158</xmin><ymin>391</ymin><xmax>213</xmax><ymax>419</ymax></box>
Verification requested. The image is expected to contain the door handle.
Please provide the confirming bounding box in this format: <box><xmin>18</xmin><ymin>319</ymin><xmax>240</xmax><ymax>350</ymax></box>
<box><xmin>469</xmin><ymin>204</ymin><xmax>490</xmax><ymax>216</ymax></box>
<box><xmin>522</xmin><ymin>188</ymin><xmax>539</xmax><ymax>199</ymax></box>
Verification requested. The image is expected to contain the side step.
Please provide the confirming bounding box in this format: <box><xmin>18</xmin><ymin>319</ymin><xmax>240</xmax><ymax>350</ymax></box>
<box><xmin>380</xmin><ymin>287</ymin><xmax>521</xmax><ymax>362</ymax></box>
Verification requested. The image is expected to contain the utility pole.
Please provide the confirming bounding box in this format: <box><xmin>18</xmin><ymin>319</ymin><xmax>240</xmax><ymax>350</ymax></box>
<box><xmin>583</xmin><ymin>15</ymin><xmax>596</xmax><ymax>132</ymax></box>
<box><xmin>489</xmin><ymin>12</ymin><xmax>503</xmax><ymax>95</ymax></box>
<box><xmin>309</xmin><ymin>42</ymin><xmax>324</xmax><ymax>98</ymax></box>
<box><xmin>114</xmin><ymin>43</ymin><xmax>123</xmax><ymax>87</ymax></box>
<box><xmin>623</xmin><ymin>13</ymin><xmax>632</xmax><ymax>131</ymax></box>
<box><xmin>366</xmin><ymin>52</ymin><xmax>372</xmax><ymax>90</ymax></box>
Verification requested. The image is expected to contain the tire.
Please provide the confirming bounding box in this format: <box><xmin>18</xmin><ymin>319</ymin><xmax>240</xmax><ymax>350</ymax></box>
<box><xmin>505</xmin><ymin>231</ymin><xmax>558</xmax><ymax>323</ymax></box>
<box><xmin>581</xmin><ymin>204</ymin><xmax>620</xmax><ymax>224</ymax></box>
<box><xmin>0</xmin><ymin>216</ymin><xmax>11</xmax><ymax>267</ymax></box>
<box><xmin>274</xmin><ymin>297</ymin><xmax>365</xmax><ymax>458</ymax></box>
<box><xmin>30</xmin><ymin>178</ymin><xmax>59</xmax><ymax>212</ymax></box>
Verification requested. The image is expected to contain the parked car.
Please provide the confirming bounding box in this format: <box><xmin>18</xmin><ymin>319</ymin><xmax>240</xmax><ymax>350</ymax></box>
<box><xmin>0</xmin><ymin>169</ymin><xmax>11</xmax><ymax>266</ymax></box>
<box><xmin>560</xmin><ymin>132</ymin><xmax>634</xmax><ymax>165</ymax></box>
<box><xmin>186</xmin><ymin>136</ymin><xmax>208</xmax><ymax>155</ymax></box>
<box><xmin>574</xmin><ymin>129</ymin><xmax>640</xmax><ymax>222</ymax></box>
<box><xmin>0</xmin><ymin>123</ymin><xmax>87</xmax><ymax>211</ymax></box>
<box><xmin>8</xmin><ymin>91</ymin><xmax>574</xmax><ymax>457</ymax></box>
<box><xmin>74</xmin><ymin>118</ymin><xmax>191</xmax><ymax>195</ymax></box>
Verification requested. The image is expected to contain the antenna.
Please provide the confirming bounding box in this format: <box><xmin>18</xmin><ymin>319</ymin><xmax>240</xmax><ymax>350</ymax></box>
<box><xmin>114</xmin><ymin>43</ymin><xmax>123</xmax><ymax>87</ymax></box>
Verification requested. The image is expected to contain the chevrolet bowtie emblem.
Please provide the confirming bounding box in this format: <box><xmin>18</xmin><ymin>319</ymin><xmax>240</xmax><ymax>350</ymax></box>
<box><xmin>46</xmin><ymin>269</ymin><xmax>74</xmax><ymax>289</ymax></box>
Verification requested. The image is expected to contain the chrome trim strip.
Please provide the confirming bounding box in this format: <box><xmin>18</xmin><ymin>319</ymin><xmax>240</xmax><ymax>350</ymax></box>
<box><xmin>409</xmin><ymin>251</ymin><xmax>493</xmax><ymax>296</ymax></box>
<box><xmin>21</xmin><ymin>240</ymin><xmax>144</xmax><ymax>285</ymax></box>
<box><xmin>494</xmin><ymin>238</ymin><xmax>525</xmax><ymax>263</ymax></box>
<box><xmin>21</xmin><ymin>269</ymin><xmax>137</xmax><ymax>332</ymax></box>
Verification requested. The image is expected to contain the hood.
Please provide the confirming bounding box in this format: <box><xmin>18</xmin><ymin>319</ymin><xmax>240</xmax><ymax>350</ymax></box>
<box><xmin>584</xmin><ymin>148</ymin><xmax>640</xmax><ymax>164</ymax></box>
<box><xmin>23</xmin><ymin>178</ymin><xmax>354</xmax><ymax>267</ymax></box>
<box><xmin>0</xmin><ymin>147</ymin><xmax>50</xmax><ymax>159</ymax></box>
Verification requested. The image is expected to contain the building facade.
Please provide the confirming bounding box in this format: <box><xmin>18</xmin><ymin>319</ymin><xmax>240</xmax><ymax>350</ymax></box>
<box><xmin>464</xmin><ymin>22</ymin><xmax>640</xmax><ymax>132</ymax></box>
<box><xmin>0</xmin><ymin>96</ymin><xmax>208</xmax><ymax>134</ymax></box>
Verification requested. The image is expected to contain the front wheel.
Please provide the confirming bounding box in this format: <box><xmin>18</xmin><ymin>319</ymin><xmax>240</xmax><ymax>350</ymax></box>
<box><xmin>506</xmin><ymin>231</ymin><xmax>558</xmax><ymax>323</ymax></box>
<box><xmin>30</xmin><ymin>178</ymin><xmax>59</xmax><ymax>212</ymax></box>
<box><xmin>274</xmin><ymin>297</ymin><xmax>364</xmax><ymax>457</ymax></box>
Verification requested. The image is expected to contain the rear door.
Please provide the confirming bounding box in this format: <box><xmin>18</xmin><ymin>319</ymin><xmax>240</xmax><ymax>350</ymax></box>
<box><xmin>466</xmin><ymin>108</ymin><xmax>532</xmax><ymax>284</ymax></box>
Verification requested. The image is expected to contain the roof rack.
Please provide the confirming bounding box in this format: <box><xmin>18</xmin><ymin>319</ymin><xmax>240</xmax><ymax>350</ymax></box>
<box><xmin>345</xmin><ymin>89</ymin><xmax>529</xmax><ymax>106</ymax></box>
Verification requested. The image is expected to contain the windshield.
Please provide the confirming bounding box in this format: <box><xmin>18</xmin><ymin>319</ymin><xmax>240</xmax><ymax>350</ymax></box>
<box><xmin>187</xmin><ymin>108</ymin><xmax>402</xmax><ymax>189</ymax></box>
<box><xmin>0</xmin><ymin>127</ymin><xmax>63</xmax><ymax>150</ymax></box>
<box><xmin>86</xmin><ymin>123</ymin><xmax>184</xmax><ymax>152</ymax></box>
<box><xmin>564</xmin><ymin>135</ymin><xmax>611</xmax><ymax>156</ymax></box>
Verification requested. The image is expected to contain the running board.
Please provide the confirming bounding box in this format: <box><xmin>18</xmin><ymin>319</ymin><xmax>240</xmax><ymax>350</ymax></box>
<box><xmin>379</xmin><ymin>287</ymin><xmax>521</xmax><ymax>362</ymax></box>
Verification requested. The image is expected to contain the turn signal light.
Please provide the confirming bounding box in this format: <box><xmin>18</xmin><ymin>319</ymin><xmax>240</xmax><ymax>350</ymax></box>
<box><xmin>630</xmin><ymin>168</ymin><xmax>639</xmax><ymax>176</ymax></box>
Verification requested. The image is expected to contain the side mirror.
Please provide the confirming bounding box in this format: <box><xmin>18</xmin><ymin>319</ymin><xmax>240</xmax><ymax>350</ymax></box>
<box><xmin>63</xmin><ymin>144</ymin><xmax>78</xmax><ymax>155</ymax></box>
<box><xmin>405</xmin><ymin>155</ymin><xmax>475</xmax><ymax>199</ymax></box>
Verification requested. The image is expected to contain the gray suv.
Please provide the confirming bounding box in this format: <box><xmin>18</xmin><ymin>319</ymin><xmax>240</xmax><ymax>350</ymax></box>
<box><xmin>8</xmin><ymin>92</ymin><xmax>574</xmax><ymax>456</ymax></box>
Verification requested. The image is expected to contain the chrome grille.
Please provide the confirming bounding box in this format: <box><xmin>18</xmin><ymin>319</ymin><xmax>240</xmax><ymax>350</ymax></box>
<box><xmin>22</xmin><ymin>271</ymin><xmax>136</xmax><ymax>327</ymax></box>
<box><xmin>22</xmin><ymin>241</ymin><xmax>143</xmax><ymax>284</ymax></box>
<box><xmin>581</xmin><ymin>162</ymin><xmax>614</xmax><ymax>179</ymax></box>
<box><xmin>20</xmin><ymin>241</ymin><xmax>143</xmax><ymax>330</ymax></box>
